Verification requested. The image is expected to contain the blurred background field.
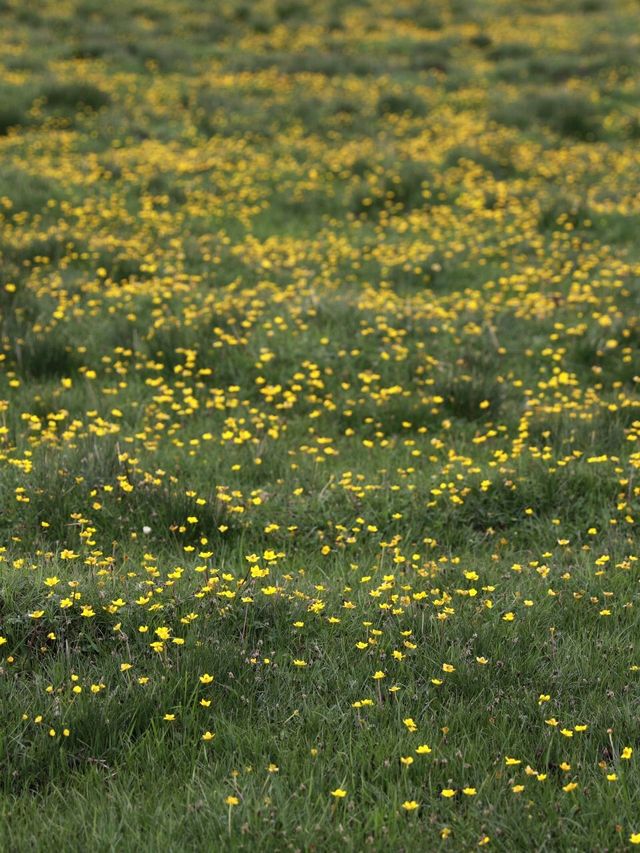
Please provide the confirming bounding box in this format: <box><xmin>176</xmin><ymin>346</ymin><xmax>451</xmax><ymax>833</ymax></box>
<box><xmin>1</xmin><ymin>0</ymin><xmax>640</xmax><ymax>849</ymax></box>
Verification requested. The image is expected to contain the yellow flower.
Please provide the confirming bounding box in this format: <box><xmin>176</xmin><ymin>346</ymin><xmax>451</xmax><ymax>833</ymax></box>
<box><xmin>225</xmin><ymin>796</ymin><xmax>239</xmax><ymax>806</ymax></box>
<box><xmin>400</xmin><ymin>756</ymin><xmax>414</xmax><ymax>766</ymax></box>
<box><xmin>562</xmin><ymin>782</ymin><xmax>578</xmax><ymax>792</ymax></box>
<box><xmin>630</xmin><ymin>833</ymin><xmax>640</xmax><ymax>845</ymax></box>
<box><xmin>402</xmin><ymin>800</ymin><xmax>419</xmax><ymax>811</ymax></box>
<box><xmin>163</xmin><ymin>713</ymin><xmax>176</xmax><ymax>721</ymax></box>
<box><xmin>372</xmin><ymin>670</ymin><xmax>385</xmax><ymax>680</ymax></box>
<box><xmin>622</xmin><ymin>746</ymin><xmax>633</xmax><ymax>760</ymax></box>
<box><xmin>199</xmin><ymin>673</ymin><xmax>214</xmax><ymax>684</ymax></box>
<box><xmin>416</xmin><ymin>744</ymin><xmax>432</xmax><ymax>754</ymax></box>
<box><xmin>442</xmin><ymin>663</ymin><xmax>455</xmax><ymax>673</ymax></box>
<box><xmin>462</xmin><ymin>787</ymin><xmax>477</xmax><ymax>796</ymax></box>
<box><xmin>505</xmin><ymin>757</ymin><xmax>521</xmax><ymax>766</ymax></box>
<box><xmin>330</xmin><ymin>788</ymin><xmax>347</xmax><ymax>798</ymax></box>
<box><xmin>441</xmin><ymin>788</ymin><xmax>456</xmax><ymax>798</ymax></box>
<box><xmin>120</xmin><ymin>663</ymin><xmax>133</xmax><ymax>672</ymax></box>
<box><xmin>201</xmin><ymin>731</ymin><xmax>215</xmax><ymax>741</ymax></box>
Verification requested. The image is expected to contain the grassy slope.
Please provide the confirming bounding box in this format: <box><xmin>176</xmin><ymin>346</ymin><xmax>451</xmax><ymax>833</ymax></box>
<box><xmin>1</xmin><ymin>0</ymin><xmax>640</xmax><ymax>849</ymax></box>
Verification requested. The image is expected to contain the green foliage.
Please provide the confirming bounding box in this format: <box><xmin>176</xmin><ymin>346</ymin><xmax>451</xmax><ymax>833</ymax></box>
<box><xmin>40</xmin><ymin>81</ymin><xmax>111</xmax><ymax>113</ymax></box>
<box><xmin>492</xmin><ymin>90</ymin><xmax>601</xmax><ymax>139</ymax></box>
<box><xmin>408</xmin><ymin>39</ymin><xmax>451</xmax><ymax>72</ymax></box>
<box><xmin>0</xmin><ymin>85</ymin><xmax>32</xmax><ymax>135</ymax></box>
<box><xmin>0</xmin><ymin>167</ymin><xmax>64</xmax><ymax>215</ymax></box>
<box><xmin>376</xmin><ymin>91</ymin><xmax>427</xmax><ymax>118</ymax></box>
<box><xmin>350</xmin><ymin>160</ymin><xmax>432</xmax><ymax>216</ymax></box>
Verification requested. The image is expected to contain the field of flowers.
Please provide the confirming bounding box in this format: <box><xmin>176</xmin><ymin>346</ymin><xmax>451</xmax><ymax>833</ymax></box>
<box><xmin>1</xmin><ymin>0</ymin><xmax>640</xmax><ymax>848</ymax></box>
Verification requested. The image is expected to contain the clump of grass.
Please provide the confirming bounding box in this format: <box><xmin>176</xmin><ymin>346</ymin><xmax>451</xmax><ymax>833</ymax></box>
<box><xmin>0</xmin><ymin>167</ymin><xmax>64</xmax><ymax>215</ymax></box>
<box><xmin>394</xmin><ymin>5</ymin><xmax>443</xmax><ymax>29</ymax></box>
<box><xmin>492</xmin><ymin>89</ymin><xmax>601</xmax><ymax>139</ymax></box>
<box><xmin>488</xmin><ymin>42</ymin><xmax>533</xmax><ymax>61</ymax></box>
<box><xmin>408</xmin><ymin>39</ymin><xmax>451</xmax><ymax>72</ymax></box>
<box><xmin>376</xmin><ymin>91</ymin><xmax>427</xmax><ymax>118</ymax></box>
<box><xmin>0</xmin><ymin>85</ymin><xmax>33</xmax><ymax>135</ymax></box>
<box><xmin>350</xmin><ymin>160</ymin><xmax>432</xmax><ymax>216</ymax></box>
<box><xmin>469</xmin><ymin>33</ymin><xmax>492</xmax><ymax>48</ymax></box>
<box><xmin>0</xmin><ymin>104</ymin><xmax>28</xmax><ymax>136</ymax></box>
<box><xmin>40</xmin><ymin>81</ymin><xmax>111</xmax><ymax>112</ymax></box>
<box><xmin>537</xmin><ymin>197</ymin><xmax>591</xmax><ymax>232</ymax></box>
<box><xmin>13</xmin><ymin>335</ymin><xmax>81</xmax><ymax>380</ymax></box>
<box><xmin>274</xmin><ymin>0</ymin><xmax>307</xmax><ymax>22</ymax></box>
<box><xmin>1</xmin><ymin>235</ymin><xmax>82</xmax><ymax>272</ymax></box>
<box><xmin>444</xmin><ymin>144</ymin><xmax>518</xmax><ymax>179</ymax></box>
<box><xmin>227</xmin><ymin>50</ymin><xmax>381</xmax><ymax>77</ymax></box>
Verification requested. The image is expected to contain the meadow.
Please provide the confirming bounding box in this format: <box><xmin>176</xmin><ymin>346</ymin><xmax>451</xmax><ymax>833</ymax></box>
<box><xmin>1</xmin><ymin>0</ymin><xmax>640</xmax><ymax>849</ymax></box>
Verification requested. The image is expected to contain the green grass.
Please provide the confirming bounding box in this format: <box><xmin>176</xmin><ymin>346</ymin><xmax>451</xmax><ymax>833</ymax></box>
<box><xmin>1</xmin><ymin>0</ymin><xmax>640</xmax><ymax>849</ymax></box>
